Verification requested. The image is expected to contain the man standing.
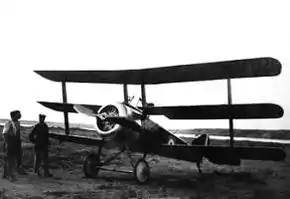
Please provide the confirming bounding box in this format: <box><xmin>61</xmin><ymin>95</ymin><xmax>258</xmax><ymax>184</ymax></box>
<box><xmin>2</xmin><ymin>110</ymin><xmax>22</xmax><ymax>181</ymax></box>
<box><xmin>29</xmin><ymin>114</ymin><xmax>52</xmax><ymax>177</ymax></box>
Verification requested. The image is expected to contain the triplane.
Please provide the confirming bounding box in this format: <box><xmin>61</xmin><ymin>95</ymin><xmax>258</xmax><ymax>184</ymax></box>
<box><xmin>35</xmin><ymin>57</ymin><xmax>285</xmax><ymax>184</ymax></box>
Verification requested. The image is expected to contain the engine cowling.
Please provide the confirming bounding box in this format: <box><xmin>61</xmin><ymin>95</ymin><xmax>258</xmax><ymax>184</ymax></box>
<box><xmin>94</xmin><ymin>102</ymin><xmax>143</xmax><ymax>140</ymax></box>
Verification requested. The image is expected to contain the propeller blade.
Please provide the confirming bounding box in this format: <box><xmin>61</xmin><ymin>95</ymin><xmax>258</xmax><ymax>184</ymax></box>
<box><xmin>73</xmin><ymin>104</ymin><xmax>98</xmax><ymax>117</ymax></box>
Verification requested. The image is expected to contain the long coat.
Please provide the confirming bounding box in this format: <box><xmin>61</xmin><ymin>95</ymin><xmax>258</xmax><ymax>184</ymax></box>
<box><xmin>29</xmin><ymin>122</ymin><xmax>49</xmax><ymax>152</ymax></box>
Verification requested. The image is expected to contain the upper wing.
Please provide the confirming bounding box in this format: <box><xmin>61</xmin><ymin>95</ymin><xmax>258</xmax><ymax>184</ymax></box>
<box><xmin>143</xmin><ymin>103</ymin><xmax>284</xmax><ymax>119</ymax></box>
<box><xmin>35</xmin><ymin>57</ymin><xmax>281</xmax><ymax>85</ymax></box>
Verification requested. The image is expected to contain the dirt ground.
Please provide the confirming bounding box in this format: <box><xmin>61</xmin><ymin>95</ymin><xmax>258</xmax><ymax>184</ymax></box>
<box><xmin>0</xmin><ymin>126</ymin><xmax>290</xmax><ymax>199</ymax></box>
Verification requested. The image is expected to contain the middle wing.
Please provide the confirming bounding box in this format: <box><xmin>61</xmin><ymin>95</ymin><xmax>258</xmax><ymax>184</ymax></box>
<box><xmin>143</xmin><ymin>103</ymin><xmax>284</xmax><ymax>119</ymax></box>
<box><xmin>39</xmin><ymin>101</ymin><xmax>284</xmax><ymax>119</ymax></box>
<box><xmin>38</xmin><ymin>101</ymin><xmax>101</xmax><ymax>113</ymax></box>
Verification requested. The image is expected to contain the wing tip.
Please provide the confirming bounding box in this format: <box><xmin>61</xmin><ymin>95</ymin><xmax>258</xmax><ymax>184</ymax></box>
<box><xmin>265</xmin><ymin>57</ymin><xmax>282</xmax><ymax>76</ymax></box>
<box><xmin>34</xmin><ymin>71</ymin><xmax>62</xmax><ymax>82</ymax></box>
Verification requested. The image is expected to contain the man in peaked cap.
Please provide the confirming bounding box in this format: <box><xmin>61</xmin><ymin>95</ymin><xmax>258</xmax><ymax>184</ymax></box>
<box><xmin>29</xmin><ymin>114</ymin><xmax>52</xmax><ymax>177</ymax></box>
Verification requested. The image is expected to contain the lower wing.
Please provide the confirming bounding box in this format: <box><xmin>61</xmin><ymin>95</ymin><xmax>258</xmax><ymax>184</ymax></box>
<box><xmin>49</xmin><ymin>133</ymin><xmax>105</xmax><ymax>146</ymax></box>
<box><xmin>154</xmin><ymin>144</ymin><xmax>286</xmax><ymax>165</ymax></box>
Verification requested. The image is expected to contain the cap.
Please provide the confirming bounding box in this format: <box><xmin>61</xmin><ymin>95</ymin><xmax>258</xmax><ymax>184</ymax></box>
<box><xmin>39</xmin><ymin>114</ymin><xmax>46</xmax><ymax>118</ymax></box>
<box><xmin>10</xmin><ymin>110</ymin><xmax>20</xmax><ymax>118</ymax></box>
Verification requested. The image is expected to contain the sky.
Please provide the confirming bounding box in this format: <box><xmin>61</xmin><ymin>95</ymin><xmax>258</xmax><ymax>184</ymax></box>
<box><xmin>0</xmin><ymin>0</ymin><xmax>289</xmax><ymax>130</ymax></box>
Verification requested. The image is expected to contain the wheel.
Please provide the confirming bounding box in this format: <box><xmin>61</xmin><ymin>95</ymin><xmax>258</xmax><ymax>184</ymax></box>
<box><xmin>168</xmin><ymin>136</ymin><xmax>176</xmax><ymax>145</ymax></box>
<box><xmin>83</xmin><ymin>153</ymin><xmax>101</xmax><ymax>178</ymax></box>
<box><xmin>134</xmin><ymin>158</ymin><xmax>150</xmax><ymax>184</ymax></box>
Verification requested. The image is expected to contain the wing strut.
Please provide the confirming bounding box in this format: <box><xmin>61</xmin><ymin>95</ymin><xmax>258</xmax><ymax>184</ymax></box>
<box><xmin>227</xmin><ymin>79</ymin><xmax>234</xmax><ymax>147</ymax></box>
<box><xmin>141</xmin><ymin>83</ymin><xmax>147</xmax><ymax>126</ymax></box>
<box><xmin>62</xmin><ymin>81</ymin><xmax>70</xmax><ymax>135</ymax></box>
<box><xmin>141</xmin><ymin>84</ymin><xmax>147</xmax><ymax>107</ymax></box>
<box><xmin>123</xmin><ymin>84</ymin><xmax>129</xmax><ymax>103</ymax></box>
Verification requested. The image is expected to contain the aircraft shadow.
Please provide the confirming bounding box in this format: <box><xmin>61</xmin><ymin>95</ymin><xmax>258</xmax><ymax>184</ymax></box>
<box><xmin>94</xmin><ymin>170</ymin><xmax>266</xmax><ymax>191</ymax></box>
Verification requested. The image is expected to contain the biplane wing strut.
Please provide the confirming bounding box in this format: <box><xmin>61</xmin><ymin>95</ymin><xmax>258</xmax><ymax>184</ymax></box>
<box><xmin>123</xmin><ymin>84</ymin><xmax>129</xmax><ymax>103</ymax></box>
<box><xmin>61</xmin><ymin>81</ymin><xmax>69</xmax><ymax>135</ymax></box>
<box><xmin>227</xmin><ymin>78</ymin><xmax>234</xmax><ymax>147</ymax></box>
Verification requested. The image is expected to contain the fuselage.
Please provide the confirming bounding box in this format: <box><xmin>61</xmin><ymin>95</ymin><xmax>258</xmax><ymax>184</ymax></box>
<box><xmin>92</xmin><ymin>102</ymin><xmax>185</xmax><ymax>153</ymax></box>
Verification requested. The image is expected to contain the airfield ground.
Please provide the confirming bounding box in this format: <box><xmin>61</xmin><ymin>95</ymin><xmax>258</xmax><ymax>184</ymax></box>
<box><xmin>0</xmin><ymin>124</ymin><xmax>290</xmax><ymax>199</ymax></box>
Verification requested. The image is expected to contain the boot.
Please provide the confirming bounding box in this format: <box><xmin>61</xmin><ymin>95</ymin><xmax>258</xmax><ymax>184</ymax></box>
<box><xmin>34</xmin><ymin>169</ymin><xmax>41</xmax><ymax>177</ymax></box>
<box><xmin>8</xmin><ymin>174</ymin><xmax>17</xmax><ymax>182</ymax></box>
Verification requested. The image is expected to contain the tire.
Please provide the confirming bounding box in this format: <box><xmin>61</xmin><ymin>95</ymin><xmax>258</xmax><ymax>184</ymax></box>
<box><xmin>83</xmin><ymin>153</ymin><xmax>101</xmax><ymax>178</ymax></box>
<box><xmin>134</xmin><ymin>158</ymin><xmax>150</xmax><ymax>184</ymax></box>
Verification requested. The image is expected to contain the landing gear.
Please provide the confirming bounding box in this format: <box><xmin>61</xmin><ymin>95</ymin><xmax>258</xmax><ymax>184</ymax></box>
<box><xmin>191</xmin><ymin>134</ymin><xmax>210</xmax><ymax>173</ymax></box>
<box><xmin>83</xmin><ymin>153</ymin><xmax>101</xmax><ymax>178</ymax></box>
<box><xmin>196</xmin><ymin>160</ymin><xmax>203</xmax><ymax>173</ymax></box>
<box><xmin>134</xmin><ymin>158</ymin><xmax>150</xmax><ymax>184</ymax></box>
<box><xmin>83</xmin><ymin>146</ymin><xmax>151</xmax><ymax>184</ymax></box>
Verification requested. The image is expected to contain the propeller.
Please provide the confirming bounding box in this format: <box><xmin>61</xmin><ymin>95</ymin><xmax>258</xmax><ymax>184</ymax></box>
<box><xmin>74</xmin><ymin>104</ymin><xmax>141</xmax><ymax>131</ymax></box>
<box><xmin>73</xmin><ymin>104</ymin><xmax>109</xmax><ymax>120</ymax></box>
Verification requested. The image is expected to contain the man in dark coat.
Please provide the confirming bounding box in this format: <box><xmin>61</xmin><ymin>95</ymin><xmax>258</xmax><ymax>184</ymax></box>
<box><xmin>29</xmin><ymin>114</ymin><xmax>52</xmax><ymax>177</ymax></box>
